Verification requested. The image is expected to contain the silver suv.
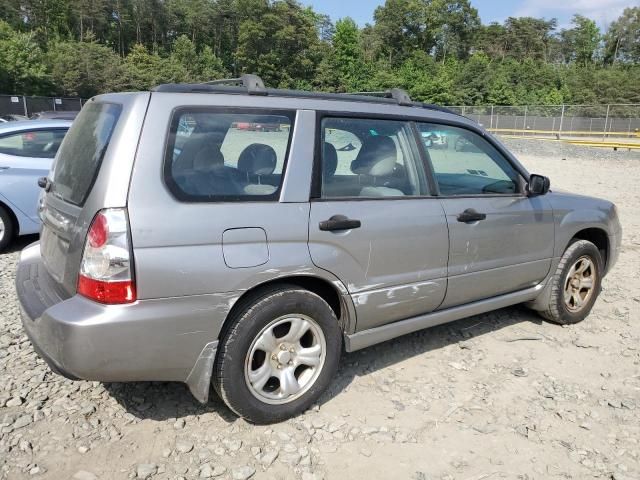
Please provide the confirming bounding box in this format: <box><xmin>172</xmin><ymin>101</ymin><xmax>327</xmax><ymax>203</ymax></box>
<box><xmin>16</xmin><ymin>75</ymin><xmax>621</xmax><ymax>424</ymax></box>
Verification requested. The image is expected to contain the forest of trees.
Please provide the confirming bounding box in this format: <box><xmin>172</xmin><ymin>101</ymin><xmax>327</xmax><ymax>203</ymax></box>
<box><xmin>1</xmin><ymin>0</ymin><xmax>639</xmax><ymax>106</ymax></box>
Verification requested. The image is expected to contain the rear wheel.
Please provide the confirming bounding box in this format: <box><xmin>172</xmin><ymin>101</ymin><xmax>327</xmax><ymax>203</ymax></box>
<box><xmin>539</xmin><ymin>239</ymin><xmax>603</xmax><ymax>325</ymax></box>
<box><xmin>213</xmin><ymin>286</ymin><xmax>342</xmax><ymax>424</ymax></box>
<box><xmin>0</xmin><ymin>205</ymin><xmax>16</xmax><ymax>252</ymax></box>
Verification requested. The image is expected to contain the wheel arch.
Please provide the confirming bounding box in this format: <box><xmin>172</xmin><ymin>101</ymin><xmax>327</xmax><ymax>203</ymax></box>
<box><xmin>569</xmin><ymin>227</ymin><xmax>609</xmax><ymax>270</ymax></box>
<box><xmin>0</xmin><ymin>199</ymin><xmax>19</xmax><ymax>237</ymax></box>
<box><xmin>218</xmin><ymin>274</ymin><xmax>354</xmax><ymax>343</ymax></box>
<box><xmin>527</xmin><ymin>226</ymin><xmax>610</xmax><ymax>313</ymax></box>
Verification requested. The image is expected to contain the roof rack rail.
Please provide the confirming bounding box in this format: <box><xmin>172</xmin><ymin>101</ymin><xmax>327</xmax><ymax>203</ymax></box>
<box><xmin>346</xmin><ymin>88</ymin><xmax>413</xmax><ymax>107</ymax></box>
<box><xmin>202</xmin><ymin>74</ymin><xmax>267</xmax><ymax>95</ymax></box>
<box><xmin>151</xmin><ymin>75</ymin><xmax>460</xmax><ymax>116</ymax></box>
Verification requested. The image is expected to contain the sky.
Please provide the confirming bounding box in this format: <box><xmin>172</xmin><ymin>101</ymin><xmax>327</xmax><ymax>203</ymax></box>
<box><xmin>302</xmin><ymin>0</ymin><xmax>635</xmax><ymax>29</ymax></box>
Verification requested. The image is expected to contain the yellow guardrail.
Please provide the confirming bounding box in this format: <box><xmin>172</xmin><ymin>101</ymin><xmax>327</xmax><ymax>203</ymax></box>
<box><xmin>499</xmin><ymin>135</ymin><xmax>640</xmax><ymax>150</ymax></box>
<box><xmin>488</xmin><ymin>127</ymin><xmax>640</xmax><ymax>137</ymax></box>
<box><xmin>564</xmin><ymin>140</ymin><xmax>640</xmax><ymax>149</ymax></box>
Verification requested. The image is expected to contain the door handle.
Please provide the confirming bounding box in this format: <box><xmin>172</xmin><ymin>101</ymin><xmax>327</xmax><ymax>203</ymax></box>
<box><xmin>0</xmin><ymin>166</ymin><xmax>9</xmax><ymax>171</ymax></box>
<box><xmin>319</xmin><ymin>215</ymin><xmax>361</xmax><ymax>232</ymax></box>
<box><xmin>457</xmin><ymin>208</ymin><xmax>486</xmax><ymax>223</ymax></box>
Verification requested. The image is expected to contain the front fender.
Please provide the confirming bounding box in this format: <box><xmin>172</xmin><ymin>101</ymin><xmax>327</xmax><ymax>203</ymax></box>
<box><xmin>547</xmin><ymin>192</ymin><xmax>619</xmax><ymax>258</ymax></box>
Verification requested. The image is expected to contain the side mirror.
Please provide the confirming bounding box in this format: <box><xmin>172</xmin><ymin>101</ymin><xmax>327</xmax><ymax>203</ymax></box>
<box><xmin>528</xmin><ymin>174</ymin><xmax>550</xmax><ymax>196</ymax></box>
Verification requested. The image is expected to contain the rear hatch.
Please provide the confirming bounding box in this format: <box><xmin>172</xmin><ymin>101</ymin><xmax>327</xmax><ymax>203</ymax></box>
<box><xmin>39</xmin><ymin>100</ymin><xmax>127</xmax><ymax>295</ymax></box>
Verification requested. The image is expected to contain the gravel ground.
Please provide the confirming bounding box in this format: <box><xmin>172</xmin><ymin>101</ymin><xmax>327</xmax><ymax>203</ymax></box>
<box><xmin>1</xmin><ymin>140</ymin><xmax>639</xmax><ymax>480</ymax></box>
<box><xmin>502</xmin><ymin>137</ymin><xmax>640</xmax><ymax>162</ymax></box>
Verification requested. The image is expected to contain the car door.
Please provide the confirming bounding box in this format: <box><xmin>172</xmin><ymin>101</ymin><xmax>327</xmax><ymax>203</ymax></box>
<box><xmin>308</xmin><ymin>116</ymin><xmax>449</xmax><ymax>332</ymax></box>
<box><xmin>416</xmin><ymin>123</ymin><xmax>555</xmax><ymax>309</ymax></box>
<box><xmin>0</xmin><ymin>128</ymin><xmax>67</xmax><ymax>223</ymax></box>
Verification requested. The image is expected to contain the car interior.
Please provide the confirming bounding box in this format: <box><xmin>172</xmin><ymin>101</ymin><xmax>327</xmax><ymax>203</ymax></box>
<box><xmin>321</xmin><ymin>119</ymin><xmax>425</xmax><ymax>198</ymax></box>
<box><xmin>169</xmin><ymin>113</ymin><xmax>289</xmax><ymax>199</ymax></box>
<box><xmin>419</xmin><ymin>124</ymin><xmax>522</xmax><ymax>195</ymax></box>
<box><xmin>0</xmin><ymin>129</ymin><xmax>67</xmax><ymax>159</ymax></box>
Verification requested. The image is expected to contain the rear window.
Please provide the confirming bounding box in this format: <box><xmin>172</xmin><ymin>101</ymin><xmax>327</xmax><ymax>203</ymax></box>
<box><xmin>164</xmin><ymin>108</ymin><xmax>294</xmax><ymax>202</ymax></box>
<box><xmin>52</xmin><ymin>102</ymin><xmax>121</xmax><ymax>206</ymax></box>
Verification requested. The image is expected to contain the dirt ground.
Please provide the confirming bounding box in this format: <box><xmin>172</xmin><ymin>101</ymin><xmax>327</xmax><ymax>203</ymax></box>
<box><xmin>1</xmin><ymin>140</ymin><xmax>639</xmax><ymax>480</ymax></box>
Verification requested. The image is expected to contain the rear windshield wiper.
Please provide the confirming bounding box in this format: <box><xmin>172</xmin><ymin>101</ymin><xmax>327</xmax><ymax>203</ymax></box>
<box><xmin>37</xmin><ymin>177</ymin><xmax>53</xmax><ymax>192</ymax></box>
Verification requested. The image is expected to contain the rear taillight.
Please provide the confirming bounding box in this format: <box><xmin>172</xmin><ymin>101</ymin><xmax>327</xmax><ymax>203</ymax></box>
<box><xmin>77</xmin><ymin>208</ymin><xmax>136</xmax><ymax>304</ymax></box>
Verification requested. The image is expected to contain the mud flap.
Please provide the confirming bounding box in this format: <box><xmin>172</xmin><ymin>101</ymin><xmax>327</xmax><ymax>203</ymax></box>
<box><xmin>185</xmin><ymin>341</ymin><xmax>218</xmax><ymax>403</ymax></box>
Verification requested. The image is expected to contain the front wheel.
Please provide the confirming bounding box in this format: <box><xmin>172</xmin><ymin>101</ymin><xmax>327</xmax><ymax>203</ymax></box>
<box><xmin>539</xmin><ymin>239</ymin><xmax>603</xmax><ymax>325</ymax></box>
<box><xmin>213</xmin><ymin>286</ymin><xmax>342</xmax><ymax>424</ymax></box>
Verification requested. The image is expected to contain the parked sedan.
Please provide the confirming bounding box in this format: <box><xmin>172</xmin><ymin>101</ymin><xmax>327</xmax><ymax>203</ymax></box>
<box><xmin>0</xmin><ymin>120</ymin><xmax>71</xmax><ymax>250</ymax></box>
<box><xmin>30</xmin><ymin>111</ymin><xmax>79</xmax><ymax>121</ymax></box>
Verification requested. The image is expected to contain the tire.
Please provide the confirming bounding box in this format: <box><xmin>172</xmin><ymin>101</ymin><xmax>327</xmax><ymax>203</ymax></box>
<box><xmin>213</xmin><ymin>285</ymin><xmax>342</xmax><ymax>424</ymax></box>
<box><xmin>0</xmin><ymin>205</ymin><xmax>16</xmax><ymax>252</ymax></box>
<box><xmin>539</xmin><ymin>239</ymin><xmax>603</xmax><ymax>325</ymax></box>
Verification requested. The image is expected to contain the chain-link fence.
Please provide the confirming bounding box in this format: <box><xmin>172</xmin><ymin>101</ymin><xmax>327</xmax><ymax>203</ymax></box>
<box><xmin>445</xmin><ymin>104</ymin><xmax>640</xmax><ymax>139</ymax></box>
<box><xmin>0</xmin><ymin>95</ymin><xmax>84</xmax><ymax>118</ymax></box>
<box><xmin>2</xmin><ymin>95</ymin><xmax>639</xmax><ymax>140</ymax></box>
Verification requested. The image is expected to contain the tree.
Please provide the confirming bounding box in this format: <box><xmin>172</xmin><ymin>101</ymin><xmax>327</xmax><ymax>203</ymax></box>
<box><xmin>330</xmin><ymin>18</ymin><xmax>363</xmax><ymax>91</ymax></box>
<box><xmin>234</xmin><ymin>0</ymin><xmax>321</xmax><ymax>88</ymax></box>
<box><xmin>0</xmin><ymin>1</ymin><xmax>639</xmax><ymax>107</ymax></box>
<box><xmin>474</xmin><ymin>22</ymin><xmax>508</xmax><ymax>59</ymax></box>
<box><xmin>169</xmin><ymin>35</ymin><xmax>226</xmax><ymax>82</ymax></box>
<box><xmin>604</xmin><ymin>7</ymin><xmax>640</xmax><ymax>64</ymax></box>
<box><xmin>428</xmin><ymin>0</ymin><xmax>480</xmax><ymax>62</ymax></box>
<box><xmin>502</xmin><ymin>17</ymin><xmax>557</xmax><ymax>61</ymax></box>
<box><xmin>123</xmin><ymin>43</ymin><xmax>186</xmax><ymax>90</ymax></box>
<box><xmin>0</xmin><ymin>21</ymin><xmax>51</xmax><ymax>94</ymax></box>
<box><xmin>20</xmin><ymin>0</ymin><xmax>71</xmax><ymax>40</ymax></box>
<box><xmin>46</xmin><ymin>38</ymin><xmax>126</xmax><ymax>96</ymax></box>
<box><xmin>560</xmin><ymin>15</ymin><xmax>600</xmax><ymax>65</ymax></box>
<box><xmin>372</xmin><ymin>0</ymin><xmax>432</xmax><ymax>64</ymax></box>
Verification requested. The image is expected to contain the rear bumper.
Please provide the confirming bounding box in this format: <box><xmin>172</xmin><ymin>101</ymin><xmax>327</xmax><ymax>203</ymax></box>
<box><xmin>16</xmin><ymin>242</ymin><xmax>236</xmax><ymax>403</ymax></box>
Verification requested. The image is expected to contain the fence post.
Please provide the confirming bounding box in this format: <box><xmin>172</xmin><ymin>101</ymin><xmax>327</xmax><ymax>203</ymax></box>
<box><xmin>523</xmin><ymin>105</ymin><xmax>527</xmax><ymax>136</ymax></box>
<box><xmin>602</xmin><ymin>104</ymin><xmax>610</xmax><ymax>140</ymax></box>
<box><xmin>22</xmin><ymin>96</ymin><xmax>28</xmax><ymax>117</ymax></box>
<box><xmin>490</xmin><ymin>105</ymin><xmax>494</xmax><ymax>130</ymax></box>
<box><xmin>558</xmin><ymin>104</ymin><xmax>565</xmax><ymax>138</ymax></box>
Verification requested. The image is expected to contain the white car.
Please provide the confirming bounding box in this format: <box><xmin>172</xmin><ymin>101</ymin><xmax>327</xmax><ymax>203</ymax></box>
<box><xmin>0</xmin><ymin>119</ymin><xmax>72</xmax><ymax>250</ymax></box>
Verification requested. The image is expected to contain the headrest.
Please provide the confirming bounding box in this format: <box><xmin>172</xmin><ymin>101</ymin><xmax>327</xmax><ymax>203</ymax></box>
<box><xmin>351</xmin><ymin>136</ymin><xmax>397</xmax><ymax>176</ymax></box>
<box><xmin>238</xmin><ymin>143</ymin><xmax>277</xmax><ymax>175</ymax></box>
<box><xmin>174</xmin><ymin>133</ymin><xmax>223</xmax><ymax>172</ymax></box>
<box><xmin>323</xmin><ymin>142</ymin><xmax>338</xmax><ymax>178</ymax></box>
<box><xmin>193</xmin><ymin>148</ymin><xmax>224</xmax><ymax>173</ymax></box>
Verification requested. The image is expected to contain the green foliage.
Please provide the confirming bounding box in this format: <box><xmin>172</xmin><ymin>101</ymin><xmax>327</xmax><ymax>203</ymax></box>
<box><xmin>46</xmin><ymin>39</ymin><xmax>126</xmax><ymax>97</ymax></box>
<box><xmin>168</xmin><ymin>35</ymin><xmax>226</xmax><ymax>81</ymax></box>
<box><xmin>561</xmin><ymin>15</ymin><xmax>600</xmax><ymax>65</ymax></box>
<box><xmin>0</xmin><ymin>21</ymin><xmax>51</xmax><ymax>94</ymax></box>
<box><xmin>604</xmin><ymin>7</ymin><xmax>640</xmax><ymax>64</ymax></box>
<box><xmin>0</xmin><ymin>1</ymin><xmax>638</xmax><ymax>106</ymax></box>
<box><xmin>234</xmin><ymin>0</ymin><xmax>320</xmax><ymax>88</ymax></box>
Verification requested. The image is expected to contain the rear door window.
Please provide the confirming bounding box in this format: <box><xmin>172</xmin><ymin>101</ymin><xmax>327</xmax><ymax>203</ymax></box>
<box><xmin>165</xmin><ymin>109</ymin><xmax>294</xmax><ymax>201</ymax></box>
<box><xmin>0</xmin><ymin>129</ymin><xmax>67</xmax><ymax>158</ymax></box>
<box><xmin>320</xmin><ymin>117</ymin><xmax>428</xmax><ymax>198</ymax></box>
<box><xmin>52</xmin><ymin>102</ymin><xmax>121</xmax><ymax>206</ymax></box>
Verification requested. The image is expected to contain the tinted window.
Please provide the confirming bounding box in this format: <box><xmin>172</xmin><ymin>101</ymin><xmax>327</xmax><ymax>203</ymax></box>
<box><xmin>0</xmin><ymin>129</ymin><xmax>67</xmax><ymax>158</ymax></box>
<box><xmin>417</xmin><ymin>123</ymin><xmax>521</xmax><ymax>195</ymax></box>
<box><xmin>321</xmin><ymin>117</ymin><xmax>428</xmax><ymax>198</ymax></box>
<box><xmin>52</xmin><ymin>102</ymin><xmax>121</xmax><ymax>206</ymax></box>
<box><xmin>165</xmin><ymin>109</ymin><xmax>294</xmax><ymax>201</ymax></box>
